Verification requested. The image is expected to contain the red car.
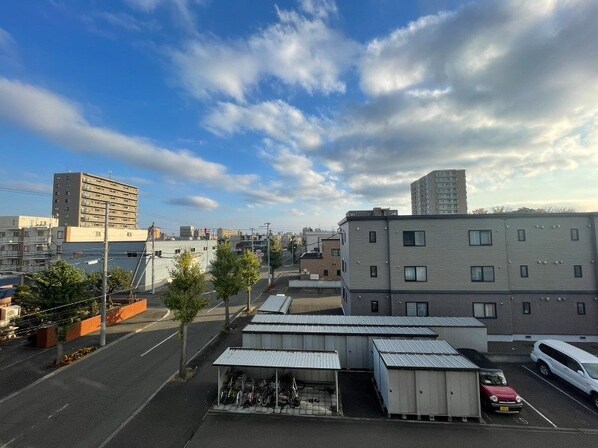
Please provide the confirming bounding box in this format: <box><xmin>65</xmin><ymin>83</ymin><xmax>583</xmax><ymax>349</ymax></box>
<box><xmin>458</xmin><ymin>348</ymin><xmax>523</xmax><ymax>413</ymax></box>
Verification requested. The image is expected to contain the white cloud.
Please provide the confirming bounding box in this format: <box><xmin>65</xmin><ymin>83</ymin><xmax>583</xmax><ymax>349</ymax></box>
<box><xmin>290</xmin><ymin>208</ymin><xmax>305</xmax><ymax>216</ymax></box>
<box><xmin>166</xmin><ymin>195</ymin><xmax>218</xmax><ymax>209</ymax></box>
<box><xmin>320</xmin><ymin>0</ymin><xmax>598</xmax><ymax>205</ymax></box>
<box><xmin>299</xmin><ymin>0</ymin><xmax>338</xmax><ymax>19</ymax></box>
<box><xmin>168</xmin><ymin>4</ymin><xmax>359</xmax><ymax>101</ymax></box>
<box><xmin>0</xmin><ymin>77</ymin><xmax>257</xmax><ymax>192</ymax></box>
<box><xmin>204</xmin><ymin>100</ymin><xmax>323</xmax><ymax>150</ymax></box>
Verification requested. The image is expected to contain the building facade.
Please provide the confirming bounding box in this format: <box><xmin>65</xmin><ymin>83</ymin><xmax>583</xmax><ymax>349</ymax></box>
<box><xmin>0</xmin><ymin>216</ymin><xmax>59</xmax><ymax>273</ymax></box>
<box><xmin>411</xmin><ymin>169</ymin><xmax>467</xmax><ymax>215</ymax></box>
<box><xmin>52</xmin><ymin>172</ymin><xmax>139</xmax><ymax>228</ymax></box>
<box><xmin>61</xmin><ymin>239</ymin><xmax>217</xmax><ymax>291</ymax></box>
<box><xmin>339</xmin><ymin>209</ymin><xmax>598</xmax><ymax>341</ymax></box>
<box><xmin>302</xmin><ymin>228</ymin><xmax>339</xmax><ymax>253</ymax></box>
<box><xmin>300</xmin><ymin>237</ymin><xmax>341</xmax><ymax>280</ymax></box>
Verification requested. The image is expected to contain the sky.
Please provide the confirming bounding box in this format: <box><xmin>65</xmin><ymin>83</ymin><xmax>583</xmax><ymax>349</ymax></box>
<box><xmin>0</xmin><ymin>0</ymin><xmax>597</xmax><ymax>235</ymax></box>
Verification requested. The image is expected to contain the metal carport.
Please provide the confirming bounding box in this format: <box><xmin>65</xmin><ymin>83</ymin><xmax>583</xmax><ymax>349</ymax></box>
<box><xmin>213</xmin><ymin>347</ymin><xmax>341</xmax><ymax>412</ymax></box>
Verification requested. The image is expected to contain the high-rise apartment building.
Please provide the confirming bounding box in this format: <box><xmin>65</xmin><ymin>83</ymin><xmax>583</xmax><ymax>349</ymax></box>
<box><xmin>52</xmin><ymin>172</ymin><xmax>138</xmax><ymax>229</ymax></box>
<box><xmin>411</xmin><ymin>169</ymin><xmax>467</xmax><ymax>215</ymax></box>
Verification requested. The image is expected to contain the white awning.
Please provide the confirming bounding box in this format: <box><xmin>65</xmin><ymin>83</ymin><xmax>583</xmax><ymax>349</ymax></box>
<box><xmin>213</xmin><ymin>347</ymin><xmax>341</xmax><ymax>370</ymax></box>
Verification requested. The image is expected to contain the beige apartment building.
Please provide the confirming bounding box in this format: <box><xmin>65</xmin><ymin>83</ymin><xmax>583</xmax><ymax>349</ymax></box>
<box><xmin>339</xmin><ymin>208</ymin><xmax>598</xmax><ymax>341</ymax></box>
<box><xmin>300</xmin><ymin>237</ymin><xmax>341</xmax><ymax>280</ymax></box>
<box><xmin>52</xmin><ymin>172</ymin><xmax>138</xmax><ymax>229</ymax></box>
<box><xmin>411</xmin><ymin>169</ymin><xmax>468</xmax><ymax>215</ymax></box>
<box><xmin>0</xmin><ymin>216</ymin><xmax>59</xmax><ymax>273</ymax></box>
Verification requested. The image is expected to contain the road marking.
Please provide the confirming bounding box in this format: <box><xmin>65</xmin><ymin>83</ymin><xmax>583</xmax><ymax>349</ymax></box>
<box><xmin>140</xmin><ymin>332</ymin><xmax>178</xmax><ymax>357</ymax></box>
<box><xmin>47</xmin><ymin>403</ymin><xmax>69</xmax><ymax>419</ymax></box>
<box><xmin>522</xmin><ymin>365</ymin><xmax>598</xmax><ymax>416</ymax></box>
<box><xmin>207</xmin><ymin>301</ymin><xmax>222</xmax><ymax>313</ymax></box>
<box><xmin>521</xmin><ymin>398</ymin><xmax>557</xmax><ymax>428</ymax></box>
<box><xmin>0</xmin><ymin>349</ymin><xmax>52</xmax><ymax>371</ymax></box>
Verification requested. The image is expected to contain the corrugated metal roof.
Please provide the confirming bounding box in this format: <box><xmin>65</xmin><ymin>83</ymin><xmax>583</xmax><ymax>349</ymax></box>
<box><xmin>242</xmin><ymin>324</ymin><xmax>436</xmax><ymax>337</ymax></box>
<box><xmin>213</xmin><ymin>347</ymin><xmax>341</xmax><ymax>370</ymax></box>
<box><xmin>380</xmin><ymin>353</ymin><xmax>479</xmax><ymax>370</ymax></box>
<box><xmin>258</xmin><ymin>295</ymin><xmax>293</xmax><ymax>314</ymax></box>
<box><xmin>373</xmin><ymin>339</ymin><xmax>457</xmax><ymax>355</ymax></box>
<box><xmin>250</xmin><ymin>315</ymin><xmax>485</xmax><ymax>328</ymax></box>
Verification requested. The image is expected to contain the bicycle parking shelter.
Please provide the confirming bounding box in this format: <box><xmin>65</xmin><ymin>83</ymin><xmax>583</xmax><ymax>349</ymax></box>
<box><xmin>213</xmin><ymin>347</ymin><xmax>342</xmax><ymax>412</ymax></box>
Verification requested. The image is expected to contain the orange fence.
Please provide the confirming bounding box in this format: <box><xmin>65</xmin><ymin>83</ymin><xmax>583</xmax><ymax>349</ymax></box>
<box><xmin>36</xmin><ymin>299</ymin><xmax>148</xmax><ymax>349</ymax></box>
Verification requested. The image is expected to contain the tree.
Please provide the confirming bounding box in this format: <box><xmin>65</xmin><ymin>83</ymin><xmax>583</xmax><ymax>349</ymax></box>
<box><xmin>30</xmin><ymin>261</ymin><xmax>90</xmax><ymax>364</ymax></box>
<box><xmin>239</xmin><ymin>250</ymin><xmax>261</xmax><ymax>312</ymax></box>
<box><xmin>88</xmin><ymin>267</ymin><xmax>133</xmax><ymax>306</ymax></box>
<box><xmin>210</xmin><ymin>241</ymin><xmax>242</xmax><ymax>331</ymax></box>
<box><xmin>162</xmin><ymin>250</ymin><xmax>209</xmax><ymax>379</ymax></box>
<box><xmin>268</xmin><ymin>237</ymin><xmax>283</xmax><ymax>280</ymax></box>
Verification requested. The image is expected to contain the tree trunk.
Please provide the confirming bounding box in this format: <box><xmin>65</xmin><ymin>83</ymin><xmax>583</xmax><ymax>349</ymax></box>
<box><xmin>224</xmin><ymin>298</ymin><xmax>230</xmax><ymax>330</ymax></box>
<box><xmin>246</xmin><ymin>287</ymin><xmax>252</xmax><ymax>312</ymax></box>
<box><xmin>179</xmin><ymin>322</ymin><xmax>187</xmax><ymax>379</ymax></box>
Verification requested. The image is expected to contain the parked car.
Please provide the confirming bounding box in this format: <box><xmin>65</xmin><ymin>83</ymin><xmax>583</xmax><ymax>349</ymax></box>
<box><xmin>530</xmin><ymin>339</ymin><xmax>598</xmax><ymax>410</ymax></box>
<box><xmin>457</xmin><ymin>348</ymin><xmax>523</xmax><ymax>413</ymax></box>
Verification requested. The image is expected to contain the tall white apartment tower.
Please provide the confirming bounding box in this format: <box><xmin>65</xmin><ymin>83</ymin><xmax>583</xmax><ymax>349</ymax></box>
<box><xmin>410</xmin><ymin>169</ymin><xmax>467</xmax><ymax>215</ymax></box>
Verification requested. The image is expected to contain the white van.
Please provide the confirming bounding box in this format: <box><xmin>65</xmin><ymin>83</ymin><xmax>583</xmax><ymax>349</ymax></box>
<box><xmin>530</xmin><ymin>339</ymin><xmax>598</xmax><ymax>410</ymax></box>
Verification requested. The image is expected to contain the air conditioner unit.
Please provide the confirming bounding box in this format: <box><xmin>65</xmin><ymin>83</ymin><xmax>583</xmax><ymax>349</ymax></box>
<box><xmin>1</xmin><ymin>305</ymin><xmax>21</xmax><ymax>321</ymax></box>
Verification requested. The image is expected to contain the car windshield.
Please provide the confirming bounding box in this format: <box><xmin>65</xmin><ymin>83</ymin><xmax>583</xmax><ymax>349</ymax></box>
<box><xmin>582</xmin><ymin>363</ymin><xmax>598</xmax><ymax>380</ymax></box>
<box><xmin>480</xmin><ymin>371</ymin><xmax>508</xmax><ymax>386</ymax></box>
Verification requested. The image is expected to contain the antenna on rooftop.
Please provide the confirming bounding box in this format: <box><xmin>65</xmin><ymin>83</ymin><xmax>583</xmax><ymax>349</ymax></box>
<box><xmin>108</xmin><ymin>170</ymin><xmax>112</xmax><ymax>179</ymax></box>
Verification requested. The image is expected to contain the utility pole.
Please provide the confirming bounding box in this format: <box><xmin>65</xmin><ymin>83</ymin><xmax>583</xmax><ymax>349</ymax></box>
<box><xmin>249</xmin><ymin>227</ymin><xmax>255</xmax><ymax>252</ymax></box>
<box><xmin>100</xmin><ymin>202</ymin><xmax>109</xmax><ymax>347</ymax></box>
<box><xmin>265</xmin><ymin>222</ymin><xmax>271</xmax><ymax>285</ymax></box>
<box><xmin>151</xmin><ymin>222</ymin><xmax>155</xmax><ymax>295</ymax></box>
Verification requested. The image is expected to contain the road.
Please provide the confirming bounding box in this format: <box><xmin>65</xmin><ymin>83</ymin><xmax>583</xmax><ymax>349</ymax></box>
<box><xmin>0</xmin><ymin>274</ymin><xmax>271</xmax><ymax>448</ymax></box>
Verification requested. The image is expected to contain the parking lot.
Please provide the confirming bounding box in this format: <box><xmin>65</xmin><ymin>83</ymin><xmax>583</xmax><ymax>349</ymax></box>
<box><xmin>481</xmin><ymin>362</ymin><xmax>598</xmax><ymax>429</ymax></box>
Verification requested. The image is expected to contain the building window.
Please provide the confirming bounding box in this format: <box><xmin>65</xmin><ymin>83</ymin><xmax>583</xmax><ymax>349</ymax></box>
<box><xmin>174</xmin><ymin>249</ymin><xmax>181</xmax><ymax>254</ymax></box>
<box><xmin>371</xmin><ymin>301</ymin><xmax>379</xmax><ymax>313</ymax></box>
<box><xmin>331</xmin><ymin>248</ymin><xmax>340</xmax><ymax>256</ymax></box>
<box><xmin>574</xmin><ymin>265</ymin><xmax>583</xmax><ymax>278</ymax></box>
<box><xmin>577</xmin><ymin>302</ymin><xmax>586</xmax><ymax>315</ymax></box>
<box><xmin>473</xmin><ymin>302</ymin><xmax>497</xmax><ymax>319</ymax></box>
<box><xmin>57</xmin><ymin>231</ymin><xmax>64</xmax><ymax>239</ymax></box>
<box><xmin>336</xmin><ymin>269</ymin><xmax>340</xmax><ymax>276</ymax></box>
<box><xmin>65</xmin><ymin>198</ymin><xmax>69</xmax><ymax>203</ymax></box>
<box><xmin>406</xmin><ymin>302</ymin><xmax>428</xmax><ymax>317</ymax></box>
<box><xmin>323</xmin><ymin>269</ymin><xmax>328</xmax><ymax>277</ymax></box>
<box><xmin>403</xmin><ymin>231</ymin><xmax>426</xmax><ymax>246</ymax></box>
<box><xmin>471</xmin><ymin>266</ymin><xmax>495</xmax><ymax>282</ymax></box>
<box><xmin>520</xmin><ymin>265</ymin><xmax>528</xmax><ymax>278</ymax></box>
<box><xmin>517</xmin><ymin>229</ymin><xmax>526</xmax><ymax>241</ymax></box>
<box><xmin>571</xmin><ymin>228</ymin><xmax>579</xmax><ymax>241</ymax></box>
<box><xmin>370</xmin><ymin>266</ymin><xmax>377</xmax><ymax>277</ymax></box>
<box><xmin>37</xmin><ymin>231</ymin><xmax>45</xmax><ymax>237</ymax></box>
<box><xmin>12</xmin><ymin>231</ymin><xmax>19</xmax><ymax>237</ymax></box>
<box><xmin>523</xmin><ymin>302</ymin><xmax>531</xmax><ymax>314</ymax></box>
<box><xmin>369</xmin><ymin>231</ymin><xmax>377</xmax><ymax>243</ymax></box>
<box><xmin>190</xmin><ymin>248</ymin><xmax>196</xmax><ymax>252</ymax></box>
<box><xmin>469</xmin><ymin>230</ymin><xmax>492</xmax><ymax>246</ymax></box>
<box><xmin>127</xmin><ymin>252</ymin><xmax>138</xmax><ymax>257</ymax></box>
<box><xmin>404</xmin><ymin>266</ymin><xmax>427</xmax><ymax>282</ymax></box>
<box><xmin>154</xmin><ymin>250</ymin><xmax>162</xmax><ymax>257</ymax></box>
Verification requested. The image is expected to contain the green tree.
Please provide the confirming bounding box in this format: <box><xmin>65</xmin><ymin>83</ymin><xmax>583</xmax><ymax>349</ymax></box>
<box><xmin>162</xmin><ymin>250</ymin><xmax>209</xmax><ymax>379</ymax></box>
<box><xmin>268</xmin><ymin>237</ymin><xmax>283</xmax><ymax>281</ymax></box>
<box><xmin>88</xmin><ymin>267</ymin><xmax>133</xmax><ymax>307</ymax></box>
<box><xmin>12</xmin><ymin>284</ymin><xmax>39</xmax><ymax>314</ymax></box>
<box><xmin>210</xmin><ymin>241</ymin><xmax>242</xmax><ymax>331</ymax></box>
<box><xmin>30</xmin><ymin>261</ymin><xmax>90</xmax><ymax>364</ymax></box>
<box><xmin>239</xmin><ymin>250</ymin><xmax>261</xmax><ymax>312</ymax></box>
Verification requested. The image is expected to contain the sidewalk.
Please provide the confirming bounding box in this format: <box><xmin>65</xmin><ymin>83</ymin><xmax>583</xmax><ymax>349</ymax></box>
<box><xmin>0</xmin><ymin>306</ymin><xmax>168</xmax><ymax>401</ymax></box>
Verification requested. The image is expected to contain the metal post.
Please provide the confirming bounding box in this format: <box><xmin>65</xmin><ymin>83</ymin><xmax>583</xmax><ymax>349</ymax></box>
<box><xmin>100</xmin><ymin>202</ymin><xmax>109</xmax><ymax>347</ymax></box>
<box><xmin>335</xmin><ymin>370</ymin><xmax>339</xmax><ymax>415</ymax></box>
<box><xmin>275</xmin><ymin>369</ymin><xmax>279</xmax><ymax>410</ymax></box>
<box><xmin>250</xmin><ymin>228</ymin><xmax>254</xmax><ymax>252</ymax></box>
<box><xmin>151</xmin><ymin>222</ymin><xmax>155</xmax><ymax>295</ymax></box>
<box><xmin>217</xmin><ymin>367</ymin><xmax>221</xmax><ymax>406</ymax></box>
<box><xmin>265</xmin><ymin>222</ymin><xmax>271</xmax><ymax>286</ymax></box>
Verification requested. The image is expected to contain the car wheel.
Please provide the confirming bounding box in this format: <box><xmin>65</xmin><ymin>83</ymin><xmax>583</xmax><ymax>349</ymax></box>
<box><xmin>538</xmin><ymin>361</ymin><xmax>551</xmax><ymax>377</ymax></box>
<box><xmin>592</xmin><ymin>393</ymin><xmax>598</xmax><ymax>411</ymax></box>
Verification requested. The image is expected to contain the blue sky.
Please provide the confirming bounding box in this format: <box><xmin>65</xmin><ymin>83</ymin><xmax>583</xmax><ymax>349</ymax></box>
<box><xmin>0</xmin><ymin>0</ymin><xmax>597</xmax><ymax>235</ymax></box>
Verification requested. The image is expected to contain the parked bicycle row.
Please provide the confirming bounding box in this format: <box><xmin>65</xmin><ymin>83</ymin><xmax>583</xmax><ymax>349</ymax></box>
<box><xmin>219</xmin><ymin>372</ymin><xmax>305</xmax><ymax>408</ymax></box>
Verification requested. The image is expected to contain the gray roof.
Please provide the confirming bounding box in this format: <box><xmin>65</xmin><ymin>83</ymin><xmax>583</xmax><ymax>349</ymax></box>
<box><xmin>250</xmin><ymin>315</ymin><xmax>485</xmax><ymax>328</ymax></box>
<box><xmin>258</xmin><ymin>295</ymin><xmax>293</xmax><ymax>315</ymax></box>
<box><xmin>373</xmin><ymin>339</ymin><xmax>457</xmax><ymax>355</ymax></box>
<box><xmin>243</xmin><ymin>324</ymin><xmax>436</xmax><ymax>337</ymax></box>
<box><xmin>213</xmin><ymin>347</ymin><xmax>341</xmax><ymax>370</ymax></box>
<box><xmin>380</xmin><ymin>353</ymin><xmax>479</xmax><ymax>371</ymax></box>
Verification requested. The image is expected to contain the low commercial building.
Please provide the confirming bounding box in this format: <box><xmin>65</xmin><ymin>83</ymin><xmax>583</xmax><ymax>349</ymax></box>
<box><xmin>299</xmin><ymin>237</ymin><xmax>341</xmax><ymax>280</ymax></box>
<box><xmin>339</xmin><ymin>209</ymin><xmax>598</xmax><ymax>341</ymax></box>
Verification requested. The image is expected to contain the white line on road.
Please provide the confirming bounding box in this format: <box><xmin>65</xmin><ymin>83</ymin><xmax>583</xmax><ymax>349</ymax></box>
<box><xmin>522</xmin><ymin>365</ymin><xmax>598</xmax><ymax>416</ymax></box>
<box><xmin>0</xmin><ymin>349</ymin><xmax>52</xmax><ymax>371</ymax></box>
<box><xmin>521</xmin><ymin>398</ymin><xmax>557</xmax><ymax>428</ymax></box>
<box><xmin>207</xmin><ymin>301</ymin><xmax>222</xmax><ymax>313</ymax></box>
<box><xmin>1</xmin><ymin>436</ymin><xmax>19</xmax><ymax>447</ymax></box>
<box><xmin>47</xmin><ymin>403</ymin><xmax>69</xmax><ymax>419</ymax></box>
<box><xmin>140</xmin><ymin>332</ymin><xmax>178</xmax><ymax>357</ymax></box>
